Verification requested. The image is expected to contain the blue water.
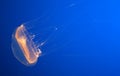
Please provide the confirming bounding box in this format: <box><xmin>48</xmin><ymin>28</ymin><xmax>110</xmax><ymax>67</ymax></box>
<box><xmin>1</xmin><ymin>0</ymin><xmax>120</xmax><ymax>76</ymax></box>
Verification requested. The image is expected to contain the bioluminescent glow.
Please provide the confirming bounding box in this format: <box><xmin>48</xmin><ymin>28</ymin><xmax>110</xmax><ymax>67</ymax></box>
<box><xmin>12</xmin><ymin>24</ymin><xmax>42</xmax><ymax>66</ymax></box>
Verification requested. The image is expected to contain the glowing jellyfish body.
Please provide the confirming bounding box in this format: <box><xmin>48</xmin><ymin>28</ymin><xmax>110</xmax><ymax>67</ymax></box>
<box><xmin>12</xmin><ymin>24</ymin><xmax>41</xmax><ymax>66</ymax></box>
<box><xmin>11</xmin><ymin>15</ymin><xmax>68</xmax><ymax>66</ymax></box>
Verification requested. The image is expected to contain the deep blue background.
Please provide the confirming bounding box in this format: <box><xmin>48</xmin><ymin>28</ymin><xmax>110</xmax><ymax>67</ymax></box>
<box><xmin>1</xmin><ymin>0</ymin><xmax>120</xmax><ymax>76</ymax></box>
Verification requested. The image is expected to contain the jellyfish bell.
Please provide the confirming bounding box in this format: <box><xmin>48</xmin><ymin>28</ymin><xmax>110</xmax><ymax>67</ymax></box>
<box><xmin>11</xmin><ymin>17</ymin><xmax>59</xmax><ymax>66</ymax></box>
<box><xmin>11</xmin><ymin>24</ymin><xmax>42</xmax><ymax>66</ymax></box>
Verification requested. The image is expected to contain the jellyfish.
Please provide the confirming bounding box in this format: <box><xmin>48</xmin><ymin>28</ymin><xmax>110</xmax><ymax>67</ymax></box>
<box><xmin>11</xmin><ymin>15</ymin><xmax>68</xmax><ymax>66</ymax></box>
<box><xmin>12</xmin><ymin>24</ymin><xmax>42</xmax><ymax>66</ymax></box>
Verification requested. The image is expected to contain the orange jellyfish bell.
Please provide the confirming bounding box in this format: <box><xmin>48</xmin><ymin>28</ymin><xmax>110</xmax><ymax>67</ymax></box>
<box><xmin>11</xmin><ymin>24</ymin><xmax>42</xmax><ymax>66</ymax></box>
